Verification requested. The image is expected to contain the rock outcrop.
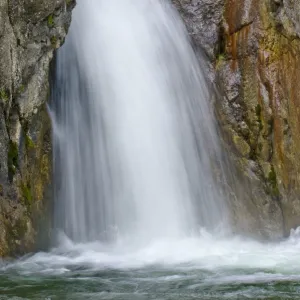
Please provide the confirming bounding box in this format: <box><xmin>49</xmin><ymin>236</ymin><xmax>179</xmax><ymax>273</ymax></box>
<box><xmin>175</xmin><ymin>0</ymin><xmax>300</xmax><ymax>239</ymax></box>
<box><xmin>0</xmin><ymin>0</ymin><xmax>74</xmax><ymax>256</ymax></box>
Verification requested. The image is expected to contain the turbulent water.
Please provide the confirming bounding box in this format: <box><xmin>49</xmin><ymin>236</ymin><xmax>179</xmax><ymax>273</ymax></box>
<box><xmin>2</xmin><ymin>229</ymin><xmax>300</xmax><ymax>299</ymax></box>
<box><xmin>51</xmin><ymin>0</ymin><xmax>226</xmax><ymax>243</ymax></box>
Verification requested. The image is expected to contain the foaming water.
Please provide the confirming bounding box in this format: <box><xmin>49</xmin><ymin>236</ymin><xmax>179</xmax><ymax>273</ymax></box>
<box><xmin>2</xmin><ymin>231</ymin><xmax>300</xmax><ymax>298</ymax></box>
<box><xmin>52</xmin><ymin>0</ymin><xmax>227</xmax><ymax>243</ymax></box>
<box><xmin>4</xmin><ymin>228</ymin><xmax>300</xmax><ymax>275</ymax></box>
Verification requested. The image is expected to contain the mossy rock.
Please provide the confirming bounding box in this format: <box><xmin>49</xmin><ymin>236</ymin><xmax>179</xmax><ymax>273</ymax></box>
<box><xmin>20</xmin><ymin>183</ymin><xmax>32</xmax><ymax>206</ymax></box>
<box><xmin>47</xmin><ymin>14</ymin><xmax>54</xmax><ymax>27</ymax></box>
<box><xmin>50</xmin><ymin>36</ymin><xmax>58</xmax><ymax>48</ymax></box>
<box><xmin>66</xmin><ymin>0</ymin><xmax>73</xmax><ymax>6</ymax></box>
<box><xmin>0</xmin><ymin>89</ymin><xmax>9</xmax><ymax>103</ymax></box>
<box><xmin>233</xmin><ymin>132</ymin><xmax>251</xmax><ymax>157</ymax></box>
<box><xmin>25</xmin><ymin>134</ymin><xmax>35</xmax><ymax>150</ymax></box>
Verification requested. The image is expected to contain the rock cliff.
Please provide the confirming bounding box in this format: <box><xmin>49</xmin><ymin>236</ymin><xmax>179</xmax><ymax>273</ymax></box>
<box><xmin>175</xmin><ymin>0</ymin><xmax>300</xmax><ymax>239</ymax></box>
<box><xmin>0</xmin><ymin>0</ymin><xmax>74</xmax><ymax>256</ymax></box>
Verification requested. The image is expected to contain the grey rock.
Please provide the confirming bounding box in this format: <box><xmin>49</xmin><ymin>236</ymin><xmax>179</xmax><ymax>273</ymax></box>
<box><xmin>0</xmin><ymin>0</ymin><xmax>75</xmax><ymax>256</ymax></box>
<box><xmin>172</xmin><ymin>0</ymin><xmax>224</xmax><ymax>61</ymax></box>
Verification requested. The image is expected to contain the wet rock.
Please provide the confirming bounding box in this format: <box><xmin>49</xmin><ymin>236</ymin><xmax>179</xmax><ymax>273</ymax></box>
<box><xmin>172</xmin><ymin>0</ymin><xmax>224</xmax><ymax>61</ymax></box>
<box><xmin>175</xmin><ymin>0</ymin><xmax>300</xmax><ymax>239</ymax></box>
<box><xmin>0</xmin><ymin>0</ymin><xmax>75</xmax><ymax>256</ymax></box>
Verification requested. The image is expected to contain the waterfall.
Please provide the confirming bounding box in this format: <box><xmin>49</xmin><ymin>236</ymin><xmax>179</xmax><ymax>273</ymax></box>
<box><xmin>51</xmin><ymin>0</ymin><xmax>227</xmax><ymax>243</ymax></box>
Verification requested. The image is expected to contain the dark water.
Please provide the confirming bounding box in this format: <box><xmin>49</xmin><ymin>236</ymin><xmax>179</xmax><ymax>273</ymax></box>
<box><xmin>1</xmin><ymin>267</ymin><xmax>300</xmax><ymax>300</ymax></box>
<box><xmin>1</xmin><ymin>232</ymin><xmax>300</xmax><ymax>299</ymax></box>
<box><xmin>1</xmin><ymin>266</ymin><xmax>300</xmax><ymax>299</ymax></box>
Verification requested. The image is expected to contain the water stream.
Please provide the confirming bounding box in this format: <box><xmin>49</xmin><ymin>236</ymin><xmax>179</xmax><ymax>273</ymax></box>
<box><xmin>51</xmin><ymin>0</ymin><xmax>226</xmax><ymax>243</ymax></box>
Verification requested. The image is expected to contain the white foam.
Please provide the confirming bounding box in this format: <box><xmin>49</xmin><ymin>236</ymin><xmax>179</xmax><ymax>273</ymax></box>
<box><xmin>4</xmin><ymin>228</ymin><xmax>300</xmax><ymax>278</ymax></box>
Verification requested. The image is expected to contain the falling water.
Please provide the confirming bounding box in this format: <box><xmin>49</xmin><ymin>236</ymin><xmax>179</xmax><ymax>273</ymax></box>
<box><xmin>51</xmin><ymin>0</ymin><xmax>227</xmax><ymax>243</ymax></box>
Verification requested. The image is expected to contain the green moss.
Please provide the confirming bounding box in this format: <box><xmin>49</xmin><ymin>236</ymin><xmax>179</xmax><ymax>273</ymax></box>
<box><xmin>66</xmin><ymin>0</ymin><xmax>73</xmax><ymax>6</ymax></box>
<box><xmin>216</xmin><ymin>53</ymin><xmax>226</xmax><ymax>69</ymax></box>
<box><xmin>272</xmin><ymin>185</ymin><xmax>279</xmax><ymax>197</ymax></box>
<box><xmin>0</xmin><ymin>89</ymin><xmax>9</xmax><ymax>103</ymax></box>
<box><xmin>25</xmin><ymin>134</ymin><xmax>35</xmax><ymax>150</ymax></box>
<box><xmin>20</xmin><ymin>183</ymin><xmax>32</xmax><ymax>205</ymax></box>
<box><xmin>7</xmin><ymin>141</ymin><xmax>18</xmax><ymax>178</ymax></box>
<box><xmin>18</xmin><ymin>85</ymin><xmax>25</xmax><ymax>94</ymax></box>
<box><xmin>50</xmin><ymin>36</ymin><xmax>57</xmax><ymax>48</ymax></box>
<box><xmin>218</xmin><ymin>53</ymin><xmax>226</xmax><ymax>61</ymax></box>
<box><xmin>47</xmin><ymin>14</ymin><xmax>54</xmax><ymax>27</ymax></box>
<box><xmin>41</xmin><ymin>154</ymin><xmax>49</xmax><ymax>178</ymax></box>
<box><xmin>232</xmin><ymin>132</ymin><xmax>251</xmax><ymax>157</ymax></box>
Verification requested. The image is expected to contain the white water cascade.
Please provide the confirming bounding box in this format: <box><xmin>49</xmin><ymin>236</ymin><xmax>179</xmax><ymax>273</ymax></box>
<box><xmin>51</xmin><ymin>0</ymin><xmax>227</xmax><ymax>243</ymax></box>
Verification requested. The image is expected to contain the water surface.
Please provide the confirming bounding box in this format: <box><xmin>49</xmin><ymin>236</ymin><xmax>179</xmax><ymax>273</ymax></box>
<box><xmin>2</xmin><ymin>230</ymin><xmax>300</xmax><ymax>299</ymax></box>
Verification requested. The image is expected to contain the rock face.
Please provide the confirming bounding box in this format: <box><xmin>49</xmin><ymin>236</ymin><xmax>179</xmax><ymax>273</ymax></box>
<box><xmin>175</xmin><ymin>0</ymin><xmax>300</xmax><ymax>239</ymax></box>
<box><xmin>0</xmin><ymin>0</ymin><xmax>74</xmax><ymax>256</ymax></box>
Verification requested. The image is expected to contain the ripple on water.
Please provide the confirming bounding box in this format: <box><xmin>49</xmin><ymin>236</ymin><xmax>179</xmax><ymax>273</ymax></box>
<box><xmin>2</xmin><ymin>230</ymin><xmax>300</xmax><ymax>299</ymax></box>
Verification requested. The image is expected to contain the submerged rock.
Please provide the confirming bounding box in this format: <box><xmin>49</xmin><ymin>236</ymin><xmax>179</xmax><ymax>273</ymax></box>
<box><xmin>0</xmin><ymin>0</ymin><xmax>75</xmax><ymax>256</ymax></box>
